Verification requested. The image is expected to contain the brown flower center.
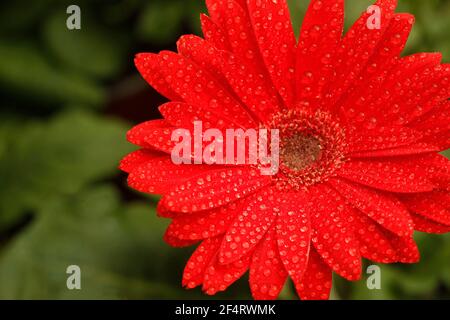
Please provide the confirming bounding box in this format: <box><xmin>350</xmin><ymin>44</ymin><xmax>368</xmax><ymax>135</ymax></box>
<box><xmin>280</xmin><ymin>134</ymin><xmax>322</xmax><ymax>171</ymax></box>
<box><xmin>269</xmin><ymin>109</ymin><xmax>347</xmax><ymax>191</ymax></box>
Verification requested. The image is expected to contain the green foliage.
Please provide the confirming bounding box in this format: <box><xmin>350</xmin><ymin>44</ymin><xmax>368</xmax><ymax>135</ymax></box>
<box><xmin>0</xmin><ymin>111</ymin><xmax>132</xmax><ymax>231</ymax></box>
<box><xmin>0</xmin><ymin>42</ymin><xmax>104</xmax><ymax>108</ymax></box>
<box><xmin>43</xmin><ymin>11</ymin><xmax>128</xmax><ymax>79</ymax></box>
<box><xmin>0</xmin><ymin>186</ymin><xmax>178</xmax><ymax>299</ymax></box>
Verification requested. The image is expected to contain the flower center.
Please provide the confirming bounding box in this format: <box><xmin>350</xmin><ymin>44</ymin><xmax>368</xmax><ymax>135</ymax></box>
<box><xmin>280</xmin><ymin>134</ymin><xmax>322</xmax><ymax>171</ymax></box>
<box><xmin>269</xmin><ymin>109</ymin><xmax>347</xmax><ymax>191</ymax></box>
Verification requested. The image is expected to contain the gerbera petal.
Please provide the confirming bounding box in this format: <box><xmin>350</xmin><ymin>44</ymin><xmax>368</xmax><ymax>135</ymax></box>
<box><xmin>200</xmin><ymin>14</ymin><xmax>230</xmax><ymax>50</ymax></box>
<box><xmin>411</xmin><ymin>213</ymin><xmax>450</xmax><ymax>234</ymax></box>
<box><xmin>183</xmin><ymin>236</ymin><xmax>222</xmax><ymax>289</ymax></box>
<box><xmin>160</xmin><ymin>167</ymin><xmax>271</xmax><ymax>213</ymax></box>
<box><xmin>219</xmin><ymin>188</ymin><xmax>277</xmax><ymax>264</ymax></box>
<box><xmin>295</xmin><ymin>0</ymin><xmax>344</xmax><ymax>106</ymax></box>
<box><xmin>354</xmin><ymin>57</ymin><xmax>444</xmax><ymax>128</ymax></box>
<box><xmin>415</xmin><ymin>153</ymin><xmax>450</xmax><ymax>191</ymax></box>
<box><xmin>309</xmin><ymin>185</ymin><xmax>362</xmax><ymax>281</ymax></box>
<box><xmin>295</xmin><ymin>247</ymin><xmax>332</xmax><ymax>300</ymax></box>
<box><xmin>405</xmin><ymin>64</ymin><xmax>450</xmax><ymax>123</ymax></box>
<box><xmin>410</xmin><ymin>100</ymin><xmax>450</xmax><ymax>151</ymax></box>
<box><xmin>328</xmin><ymin>178</ymin><xmax>413</xmax><ymax>237</ymax></box>
<box><xmin>163</xmin><ymin>233</ymin><xmax>199</xmax><ymax>248</ymax></box>
<box><xmin>349</xmin><ymin>209</ymin><xmax>398</xmax><ymax>263</ymax></box>
<box><xmin>177</xmin><ymin>35</ymin><xmax>281</xmax><ymax>122</ymax></box>
<box><xmin>324</xmin><ymin>0</ymin><xmax>398</xmax><ymax>107</ymax></box>
<box><xmin>349</xmin><ymin>143</ymin><xmax>439</xmax><ymax>158</ymax></box>
<box><xmin>247</xmin><ymin>0</ymin><xmax>296</xmax><ymax>106</ymax></box>
<box><xmin>400</xmin><ymin>191</ymin><xmax>450</xmax><ymax>226</ymax></box>
<box><xmin>337</xmin><ymin>159</ymin><xmax>435</xmax><ymax>193</ymax></box>
<box><xmin>275</xmin><ymin>191</ymin><xmax>312</xmax><ymax>287</ymax></box>
<box><xmin>203</xmin><ymin>253</ymin><xmax>251</xmax><ymax>295</ymax></box>
<box><xmin>339</xmin><ymin>13</ymin><xmax>414</xmax><ymax>119</ymax></box>
<box><xmin>341</xmin><ymin>53</ymin><xmax>442</xmax><ymax>126</ymax></box>
<box><xmin>346</xmin><ymin>125</ymin><xmax>422</xmax><ymax>153</ymax></box>
<box><xmin>387</xmin><ymin>235</ymin><xmax>420</xmax><ymax>263</ymax></box>
<box><xmin>155</xmin><ymin>51</ymin><xmax>257</xmax><ymax>129</ymax></box>
<box><xmin>177</xmin><ymin>35</ymin><xmax>228</xmax><ymax>84</ymax></box>
<box><xmin>249</xmin><ymin>228</ymin><xmax>288</xmax><ymax>300</ymax></box>
<box><xmin>159</xmin><ymin>102</ymin><xmax>228</xmax><ymax>130</ymax></box>
<box><xmin>219</xmin><ymin>51</ymin><xmax>282</xmax><ymax>122</ymax></box>
<box><xmin>166</xmin><ymin>200</ymin><xmax>244</xmax><ymax>241</ymax></box>
<box><xmin>128</xmin><ymin>157</ymin><xmax>217</xmax><ymax>195</ymax></box>
<box><xmin>126</xmin><ymin>119</ymin><xmax>177</xmax><ymax>153</ymax></box>
<box><xmin>206</xmin><ymin>0</ymin><xmax>270</xmax><ymax>80</ymax></box>
<box><xmin>119</xmin><ymin>149</ymin><xmax>164</xmax><ymax>173</ymax></box>
<box><xmin>134</xmin><ymin>53</ymin><xmax>181</xmax><ymax>101</ymax></box>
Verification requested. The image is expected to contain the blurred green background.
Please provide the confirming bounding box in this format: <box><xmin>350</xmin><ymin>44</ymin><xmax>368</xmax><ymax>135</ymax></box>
<box><xmin>0</xmin><ymin>0</ymin><xmax>449</xmax><ymax>299</ymax></box>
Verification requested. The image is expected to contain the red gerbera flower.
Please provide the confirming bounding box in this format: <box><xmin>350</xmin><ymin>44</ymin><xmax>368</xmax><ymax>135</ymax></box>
<box><xmin>120</xmin><ymin>0</ymin><xmax>450</xmax><ymax>300</ymax></box>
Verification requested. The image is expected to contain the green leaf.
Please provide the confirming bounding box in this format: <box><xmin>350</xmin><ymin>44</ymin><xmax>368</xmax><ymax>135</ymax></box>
<box><xmin>43</xmin><ymin>11</ymin><xmax>128</xmax><ymax>79</ymax></box>
<box><xmin>136</xmin><ymin>1</ymin><xmax>184</xmax><ymax>45</ymax></box>
<box><xmin>0</xmin><ymin>186</ymin><xmax>211</xmax><ymax>298</ymax></box>
<box><xmin>0</xmin><ymin>42</ymin><xmax>104</xmax><ymax>107</ymax></box>
<box><xmin>0</xmin><ymin>183</ymin><xmax>253</xmax><ymax>299</ymax></box>
<box><xmin>0</xmin><ymin>110</ymin><xmax>132</xmax><ymax>231</ymax></box>
<box><xmin>0</xmin><ymin>0</ymin><xmax>51</xmax><ymax>34</ymax></box>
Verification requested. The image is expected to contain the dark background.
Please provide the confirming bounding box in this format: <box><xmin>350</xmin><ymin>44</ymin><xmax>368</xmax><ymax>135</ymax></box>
<box><xmin>0</xmin><ymin>0</ymin><xmax>449</xmax><ymax>299</ymax></box>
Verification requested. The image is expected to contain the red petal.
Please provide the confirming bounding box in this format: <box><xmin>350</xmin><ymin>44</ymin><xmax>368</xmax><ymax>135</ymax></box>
<box><xmin>134</xmin><ymin>53</ymin><xmax>181</xmax><ymax>101</ymax></box>
<box><xmin>405</xmin><ymin>64</ymin><xmax>450</xmax><ymax>123</ymax></box>
<box><xmin>309</xmin><ymin>185</ymin><xmax>362</xmax><ymax>281</ymax></box>
<box><xmin>346</xmin><ymin>125</ymin><xmax>422</xmax><ymax>153</ymax></box>
<box><xmin>127</xmin><ymin>157</ymin><xmax>217</xmax><ymax>194</ymax></box>
<box><xmin>411</xmin><ymin>100</ymin><xmax>450</xmax><ymax>151</ymax></box>
<box><xmin>415</xmin><ymin>153</ymin><xmax>450</xmax><ymax>191</ymax></box>
<box><xmin>349</xmin><ymin>209</ymin><xmax>398</xmax><ymax>263</ymax></box>
<box><xmin>386</xmin><ymin>235</ymin><xmax>420</xmax><ymax>263</ymax></box>
<box><xmin>400</xmin><ymin>191</ymin><xmax>450</xmax><ymax>226</ymax></box>
<box><xmin>202</xmin><ymin>254</ymin><xmax>251</xmax><ymax>295</ymax></box>
<box><xmin>247</xmin><ymin>0</ymin><xmax>297</xmax><ymax>106</ymax></box>
<box><xmin>219</xmin><ymin>51</ymin><xmax>281</xmax><ymax>122</ymax></box>
<box><xmin>324</xmin><ymin>0</ymin><xmax>398</xmax><ymax>108</ymax></box>
<box><xmin>183</xmin><ymin>237</ymin><xmax>222</xmax><ymax>289</ymax></box>
<box><xmin>176</xmin><ymin>34</ymin><xmax>228</xmax><ymax>84</ymax></box>
<box><xmin>328</xmin><ymin>178</ymin><xmax>413</xmax><ymax>237</ymax></box>
<box><xmin>200</xmin><ymin>14</ymin><xmax>230</xmax><ymax>50</ymax></box>
<box><xmin>349</xmin><ymin>143</ymin><xmax>438</xmax><ymax>158</ymax></box>
<box><xmin>339</xmin><ymin>13</ymin><xmax>413</xmax><ymax>121</ymax></box>
<box><xmin>163</xmin><ymin>233</ymin><xmax>199</xmax><ymax>248</ymax></box>
<box><xmin>160</xmin><ymin>167</ymin><xmax>271</xmax><ymax>213</ymax></box>
<box><xmin>378</xmin><ymin>63</ymin><xmax>450</xmax><ymax>125</ymax></box>
<box><xmin>155</xmin><ymin>51</ymin><xmax>256</xmax><ymax>129</ymax></box>
<box><xmin>411</xmin><ymin>213</ymin><xmax>450</xmax><ymax>234</ymax></box>
<box><xmin>177</xmin><ymin>35</ymin><xmax>281</xmax><ymax>122</ymax></box>
<box><xmin>295</xmin><ymin>0</ymin><xmax>344</xmax><ymax>106</ymax></box>
<box><xmin>337</xmin><ymin>159</ymin><xmax>435</xmax><ymax>193</ymax></box>
<box><xmin>275</xmin><ymin>191</ymin><xmax>312</xmax><ymax>287</ymax></box>
<box><xmin>126</xmin><ymin>119</ymin><xmax>176</xmax><ymax>152</ymax></box>
<box><xmin>166</xmin><ymin>199</ymin><xmax>245</xmax><ymax>241</ymax></box>
<box><xmin>340</xmin><ymin>53</ymin><xmax>442</xmax><ymax>127</ymax></box>
<box><xmin>249</xmin><ymin>228</ymin><xmax>288</xmax><ymax>300</ymax></box>
<box><xmin>218</xmin><ymin>188</ymin><xmax>277</xmax><ymax>264</ymax></box>
<box><xmin>119</xmin><ymin>149</ymin><xmax>163</xmax><ymax>173</ymax></box>
<box><xmin>159</xmin><ymin>102</ymin><xmax>230</xmax><ymax>130</ymax></box>
<box><xmin>206</xmin><ymin>0</ymin><xmax>270</xmax><ymax>81</ymax></box>
<box><xmin>296</xmin><ymin>247</ymin><xmax>332</xmax><ymax>300</ymax></box>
